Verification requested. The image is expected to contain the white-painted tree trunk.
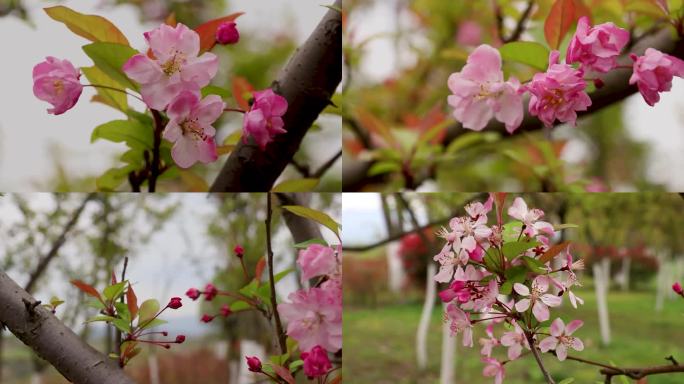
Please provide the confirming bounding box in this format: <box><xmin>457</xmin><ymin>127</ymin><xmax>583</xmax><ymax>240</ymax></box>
<box><xmin>30</xmin><ymin>373</ymin><xmax>43</xmax><ymax>384</ymax></box>
<box><xmin>387</xmin><ymin>242</ymin><xmax>406</xmax><ymax>294</ymax></box>
<box><xmin>593</xmin><ymin>259</ymin><xmax>611</xmax><ymax>346</ymax></box>
<box><xmin>617</xmin><ymin>256</ymin><xmax>631</xmax><ymax>291</ymax></box>
<box><xmin>238</xmin><ymin>340</ymin><xmax>265</xmax><ymax>384</ymax></box>
<box><xmin>440</xmin><ymin>303</ymin><xmax>456</xmax><ymax>384</ymax></box>
<box><xmin>416</xmin><ymin>263</ymin><xmax>437</xmax><ymax>370</ymax></box>
<box><xmin>147</xmin><ymin>353</ymin><xmax>160</xmax><ymax>384</ymax></box>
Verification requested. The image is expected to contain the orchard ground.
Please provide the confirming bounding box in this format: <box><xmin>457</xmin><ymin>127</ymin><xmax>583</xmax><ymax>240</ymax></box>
<box><xmin>344</xmin><ymin>284</ymin><xmax>684</xmax><ymax>383</ymax></box>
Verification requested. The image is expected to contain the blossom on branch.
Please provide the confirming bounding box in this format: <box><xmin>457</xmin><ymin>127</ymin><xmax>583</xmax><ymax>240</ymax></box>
<box><xmin>32</xmin><ymin>57</ymin><xmax>83</xmax><ymax>115</ymax></box>
<box><xmin>629</xmin><ymin>48</ymin><xmax>684</xmax><ymax>106</ymax></box>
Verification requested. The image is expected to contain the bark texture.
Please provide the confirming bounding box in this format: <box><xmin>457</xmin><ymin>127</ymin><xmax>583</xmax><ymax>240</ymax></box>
<box><xmin>0</xmin><ymin>271</ymin><xmax>135</xmax><ymax>384</ymax></box>
<box><xmin>210</xmin><ymin>1</ymin><xmax>342</xmax><ymax>191</ymax></box>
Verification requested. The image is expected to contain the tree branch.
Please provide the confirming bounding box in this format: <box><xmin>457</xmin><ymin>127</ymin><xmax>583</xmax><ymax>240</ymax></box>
<box><xmin>210</xmin><ymin>1</ymin><xmax>342</xmax><ymax>191</ymax></box>
<box><xmin>525</xmin><ymin>332</ymin><xmax>556</xmax><ymax>384</ymax></box>
<box><xmin>565</xmin><ymin>354</ymin><xmax>684</xmax><ymax>382</ymax></box>
<box><xmin>0</xmin><ymin>271</ymin><xmax>135</xmax><ymax>384</ymax></box>
<box><xmin>503</xmin><ymin>0</ymin><xmax>535</xmax><ymax>43</ymax></box>
<box><xmin>265</xmin><ymin>193</ymin><xmax>288</xmax><ymax>355</ymax></box>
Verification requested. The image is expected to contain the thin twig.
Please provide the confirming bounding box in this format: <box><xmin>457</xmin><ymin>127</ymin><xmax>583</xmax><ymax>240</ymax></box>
<box><xmin>312</xmin><ymin>149</ymin><xmax>342</xmax><ymax>178</ymax></box>
<box><xmin>565</xmin><ymin>354</ymin><xmax>684</xmax><ymax>381</ymax></box>
<box><xmin>503</xmin><ymin>0</ymin><xmax>535</xmax><ymax>43</ymax></box>
<box><xmin>524</xmin><ymin>332</ymin><xmax>556</xmax><ymax>384</ymax></box>
<box><xmin>84</xmin><ymin>84</ymin><xmax>144</xmax><ymax>102</ymax></box>
<box><xmin>115</xmin><ymin>256</ymin><xmax>129</xmax><ymax>359</ymax></box>
<box><xmin>265</xmin><ymin>193</ymin><xmax>288</xmax><ymax>355</ymax></box>
<box><xmin>148</xmin><ymin>110</ymin><xmax>165</xmax><ymax>192</ymax></box>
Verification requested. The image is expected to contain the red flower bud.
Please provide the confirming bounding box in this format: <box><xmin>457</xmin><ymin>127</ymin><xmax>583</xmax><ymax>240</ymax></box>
<box><xmin>216</xmin><ymin>22</ymin><xmax>240</xmax><ymax>45</ymax></box>
<box><xmin>175</xmin><ymin>335</ymin><xmax>186</xmax><ymax>344</ymax></box>
<box><xmin>162</xmin><ymin>331</ymin><xmax>168</xmax><ymax>337</ymax></box>
<box><xmin>246</xmin><ymin>356</ymin><xmax>262</xmax><ymax>372</ymax></box>
<box><xmin>220</xmin><ymin>304</ymin><xmax>232</xmax><ymax>317</ymax></box>
<box><xmin>168</xmin><ymin>297</ymin><xmax>183</xmax><ymax>309</ymax></box>
<box><xmin>234</xmin><ymin>244</ymin><xmax>245</xmax><ymax>257</ymax></box>
<box><xmin>204</xmin><ymin>283</ymin><xmax>218</xmax><ymax>301</ymax></box>
<box><xmin>593</xmin><ymin>78</ymin><xmax>605</xmax><ymax>89</ymax></box>
<box><xmin>186</xmin><ymin>288</ymin><xmax>201</xmax><ymax>300</ymax></box>
<box><xmin>201</xmin><ymin>314</ymin><xmax>215</xmax><ymax>323</ymax></box>
<box><xmin>673</xmin><ymin>282</ymin><xmax>683</xmax><ymax>295</ymax></box>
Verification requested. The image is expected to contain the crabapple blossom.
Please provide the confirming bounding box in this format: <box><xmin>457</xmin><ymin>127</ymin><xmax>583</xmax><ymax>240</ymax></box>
<box><xmin>482</xmin><ymin>357</ymin><xmax>505</xmax><ymax>384</ymax></box>
<box><xmin>434</xmin><ymin>237</ymin><xmax>469</xmax><ymax>283</ymax></box>
<box><xmin>527</xmin><ymin>51</ymin><xmax>592</xmax><ymax>128</ymax></box>
<box><xmin>447</xmin><ymin>45</ymin><xmax>524</xmax><ymax>133</ymax></box>
<box><xmin>32</xmin><ymin>57</ymin><xmax>83</xmax><ymax>115</ymax></box>
<box><xmin>499</xmin><ymin>323</ymin><xmax>528</xmax><ymax>360</ymax></box>
<box><xmin>438</xmin><ymin>265</ymin><xmax>484</xmax><ymax>303</ymax></box>
<box><xmin>507</xmin><ymin>197</ymin><xmax>554</xmax><ymax>237</ymax></box>
<box><xmin>277</xmin><ymin>286</ymin><xmax>342</xmax><ymax>353</ymax></box>
<box><xmin>479</xmin><ymin>325</ymin><xmax>499</xmax><ymax>357</ymax></box>
<box><xmin>163</xmin><ymin>91</ymin><xmax>224</xmax><ymax>168</ymax></box>
<box><xmin>566</xmin><ymin>16</ymin><xmax>629</xmax><ymax>73</ymax></box>
<box><xmin>514</xmin><ymin>276</ymin><xmax>562</xmax><ymax>322</ymax></box>
<box><xmin>301</xmin><ymin>346</ymin><xmax>332</xmax><ymax>378</ymax></box>
<box><xmin>298</xmin><ymin>244</ymin><xmax>337</xmax><ymax>282</ymax></box>
<box><xmin>122</xmin><ymin>23</ymin><xmax>219</xmax><ymax>110</ymax></box>
<box><xmin>449</xmin><ymin>215</ymin><xmax>492</xmax><ymax>253</ymax></box>
<box><xmin>233</xmin><ymin>244</ymin><xmax>245</xmax><ymax>257</ymax></box>
<box><xmin>539</xmin><ymin>318</ymin><xmax>585</xmax><ymax>361</ymax></box>
<box><xmin>242</xmin><ymin>89</ymin><xmax>288</xmax><ymax>149</ymax></box>
<box><xmin>629</xmin><ymin>48</ymin><xmax>684</xmax><ymax>106</ymax></box>
<box><xmin>446</xmin><ymin>303</ymin><xmax>474</xmax><ymax>347</ymax></box>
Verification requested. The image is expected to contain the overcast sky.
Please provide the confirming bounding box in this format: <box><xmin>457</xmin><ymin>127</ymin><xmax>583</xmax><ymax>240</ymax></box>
<box><xmin>0</xmin><ymin>0</ymin><xmax>337</xmax><ymax>190</ymax></box>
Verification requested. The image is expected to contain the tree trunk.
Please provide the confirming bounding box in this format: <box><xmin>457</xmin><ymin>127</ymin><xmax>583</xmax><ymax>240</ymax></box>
<box><xmin>0</xmin><ymin>271</ymin><xmax>135</xmax><ymax>384</ymax></box>
<box><xmin>440</xmin><ymin>302</ymin><xmax>456</xmax><ymax>384</ymax></box>
<box><xmin>0</xmin><ymin>329</ymin><xmax>4</xmax><ymax>383</ymax></box>
<box><xmin>416</xmin><ymin>263</ymin><xmax>436</xmax><ymax>370</ymax></box>
<box><xmin>594</xmin><ymin>259</ymin><xmax>611</xmax><ymax>346</ymax></box>
<box><xmin>619</xmin><ymin>256</ymin><xmax>631</xmax><ymax>291</ymax></box>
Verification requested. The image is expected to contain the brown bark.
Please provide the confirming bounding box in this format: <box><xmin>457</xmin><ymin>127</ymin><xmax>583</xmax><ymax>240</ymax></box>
<box><xmin>0</xmin><ymin>271</ymin><xmax>134</xmax><ymax>384</ymax></box>
<box><xmin>210</xmin><ymin>1</ymin><xmax>342</xmax><ymax>191</ymax></box>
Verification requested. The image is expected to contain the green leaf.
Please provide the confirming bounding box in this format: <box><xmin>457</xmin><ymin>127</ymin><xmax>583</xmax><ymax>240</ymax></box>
<box><xmin>201</xmin><ymin>85</ymin><xmax>231</xmax><ymax>99</ymax></box>
<box><xmin>281</xmin><ymin>205</ymin><xmax>340</xmax><ymax>238</ymax></box>
<box><xmin>558</xmin><ymin>378</ymin><xmax>575</xmax><ymax>384</ymax></box>
<box><xmin>483</xmin><ymin>251</ymin><xmax>500</xmax><ymax>273</ymax></box>
<box><xmin>49</xmin><ymin>296</ymin><xmax>65</xmax><ymax>308</ymax></box>
<box><xmin>139</xmin><ymin>318</ymin><xmax>166</xmax><ymax>331</ymax></box>
<box><xmin>293</xmin><ymin>238</ymin><xmax>329</xmax><ymax>249</ymax></box>
<box><xmin>521</xmin><ymin>256</ymin><xmax>547</xmax><ymax>273</ymax></box>
<box><xmin>82</xmin><ymin>43</ymin><xmax>139</xmax><ymax>91</ymax></box>
<box><xmin>91</xmin><ymin>119</ymin><xmax>153</xmax><ymax>150</ymax></box>
<box><xmin>103</xmin><ymin>281</ymin><xmax>127</xmax><ymax>302</ymax></box>
<box><xmin>138</xmin><ymin>299</ymin><xmax>160</xmax><ymax>324</ymax></box>
<box><xmin>44</xmin><ymin>6</ymin><xmax>130</xmax><ymax>45</ymax></box>
<box><xmin>85</xmin><ymin>315</ymin><xmax>117</xmax><ymax>323</ymax></box>
<box><xmin>501</xmin><ymin>240</ymin><xmax>539</xmax><ymax>260</ymax></box>
<box><xmin>114</xmin><ymin>302</ymin><xmax>131</xmax><ymax>323</ymax></box>
<box><xmin>504</xmin><ymin>266</ymin><xmax>528</xmax><ymax>284</ymax></box>
<box><xmin>239</xmin><ymin>279</ymin><xmax>260</xmax><ymax>298</ymax></box>
<box><xmin>112</xmin><ymin>318</ymin><xmax>132</xmax><ymax>334</ymax></box>
<box><xmin>229</xmin><ymin>300</ymin><xmax>252</xmax><ymax>311</ymax></box>
<box><xmin>368</xmin><ymin>161</ymin><xmax>401</xmax><ymax>177</ymax></box>
<box><xmin>96</xmin><ymin>165</ymin><xmax>136</xmax><ymax>191</ymax></box>
<box><xmin>445</xmin><ymin>132</ymin><xmax>499</xmax><ymax>155</ymax></box>
<box><xmin>81</xmin><ymin>66</ymin><xmax>128</xmax><ymax>112</ymax></box>
<box><xmin>289</xmin><ymin>359</ymin><xmax>304</xmax><ymax>371</ymax></box>
<box><xmin>500</xmin><ymin>280</ymin><xmax>513</xmax><ymax>295</ymax></box>
<box><xmin>87</xmin><ymin>299</ymin><xmax>106</xmax><ymax>310</ymax></box>
<box><xmin>502</xmin><ymin>221</ymin><xmax>524</xmax><ymax>242</ymax></box>
<box><xmin>554</xmin><ymin>223</ymin><xmax>579</xmax><ymax>230</ymax></box>
<box><xmin>499</xmin><ymin>41</ymin><xmax>550</xmax><ymax>71</ymax></box>
<box><xmin>271</xmin><ymin>178</ymin><xmax>320</xmax><ymax>192</ymax></box>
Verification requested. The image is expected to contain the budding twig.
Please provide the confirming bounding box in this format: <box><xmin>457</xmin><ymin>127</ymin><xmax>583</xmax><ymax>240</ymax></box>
<box><xmin>265</xmin><ymin>193</ymin><xmax>288</xmax><ymax>355</ymax></box>
<box><xmin>524</xmin><ymin>332</ymin><xmax>556</xmax><ymax>384</ymax></box>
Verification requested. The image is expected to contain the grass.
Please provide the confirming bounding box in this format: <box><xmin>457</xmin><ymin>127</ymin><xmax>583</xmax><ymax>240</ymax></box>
<box><xmin>343</xmin><ymin>288</ymin><xmax>684</xmax><ymax>384</ymax></box>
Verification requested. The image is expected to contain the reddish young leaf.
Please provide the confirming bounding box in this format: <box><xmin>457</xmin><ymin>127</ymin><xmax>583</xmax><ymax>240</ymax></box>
<box><xmin>70</xmin><ymin>280</ymin><xmax>102</xmax><ymax>301</ymax></box>
<box><xmin>272</xmin><ymin>364</ymin><xmax>295</xmax><ymax>384</ymax></box>
<box><xmin>126</xmin><ymin>283</ymin><xmax>138</xmax><ymax>320</ymax></box>
<box><xmin>195</xmin><ymin>12</ymin><xmax>245</xmax><ymax>53</ymax></box>
<box><xmin>231</xmin><ymin>76</ymin><xmax>255</xmax><ymax>111</ymax></box>
<box><xmin>329</xmin><ymin>375</ymin><xmax>343</xmax><ymax>384</ymax></box>
<box><xmin>544</xmin><ymin>0</ymin><xmax>590</xmax><ymax>50</ymax></box>
<box><xmin>164</xmin><ymin>12</ymin><xmax>178</xmax><ymax>27</ymax></box>
<box><xmin>110</xmin><ymin>271</ymin><xmax>117</xmax><ymax>285</ymax></box>
<box><xmin>255</xmin><ymin>257</ymin><xmax>266</xmax><ymax>282</ymax></box>
<box><xmin>492</xmin><ymin>192</ymin><xmax>507</xmax><ymax>226</ymax></box>
<box><xmin>539</xmin><ymin>241</ymin><xmax>571</xmax><ymax>264</ymax></box>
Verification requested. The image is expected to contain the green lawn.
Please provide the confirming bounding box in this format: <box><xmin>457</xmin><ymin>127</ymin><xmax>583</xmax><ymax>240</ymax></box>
<box><xmin>344</xmin><ymin>289</ymin><xmax>684</xmax><ymax>383</ymax></box>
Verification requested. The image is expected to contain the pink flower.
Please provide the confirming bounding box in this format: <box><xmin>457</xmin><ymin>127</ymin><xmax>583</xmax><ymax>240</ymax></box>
<box><xmin>122</xmin><ymin>23</ymin><xmax>219</xmax><ymax>110</ymax></box>
<box><xmin>472</xmin><ymin>280</ymin><xmax>499</xmax><ymax>312</ymax></box>
<box><xmin>479</xmin><ymin>325</ymin><xmax>499</xmax><ymax>357</ymax></box>
<box><xmin>448</xmin><ymin>215</ymin><xmax>492</xmax><ymax>253</ymax></box>
<box><xmin>242</xmin><ymin>89</ymin><xmax>288</xmax><ymax>149</ymax></box>
<box><xmin>629</xmin><ymin>48</ymin><xmax>684</xmax><ymax>106</ymax></box>
<box><xmin>301</xmin><ymin>346</ymin><xmax>332</xmax><ymax>378</ymax></box>
<box><xmin>446</xmin><ymin>303</ymin><xmax>473</xmax><ymax>347</ymax></box>
<box><xmin>673</xmin><ymin>282</ymin><xmax>683</xmax><ymax>296</ymax></box>
<box><xmin>32</xmin><ymin>57</ymin><xmax>83</xmax><ymax>115</ymax></box>
<box><xmin>186</xmin><ymin>288</ymin><xmax>200</xmax><ymax>300</ymax></box>
<box><xmin>163</xmin><ymin>91</ymin><xmax>224</xmax><ymax>168</ymax></box>
<box><xmin>566</xmin><ymin>16</ymin><xmax>629</xmax><ymax>73</ymax></box>
<box><xmin>216</xmin><ymin>22</ymin><xmax>239</xmax><ymax>45</ymax></box>
<box><xmin>481</xmin><ymin>357</ymin><xmax>505</xmax><ymax>384</ymax></box>
<box><xmin>527</xmin><ymin>51</ymin><xmax>592</xmax><ymax>128</ymax></box>
<box><xmin>203</xmin><ymin>283</ymin><xmax>218</xmax><ymax>301</ymax></box>
<box><xmin>455</xmin><ymin>21</ymin><xmax>482</xmax><ymax>47</ymax></box>
<box><xmin>433</xmin><ymin>237</ymin><xmax>469</xmax><ymax>283</ymax></box>
<box><xmin>298</xmin><ymin>244</ymin><xmax>337</xmax><ymax>282</ymax></box>
<box><xmin>513</xmin><ymin>276</ymin><xmax>562</xmax><ymax>322</ymax></box>
<box><xmin>278</xmin><ymin>287</ymin><xmax>342</xmax><ymax>353</ymax></box>
<box><xmin>447</xmin><ymin>45</ymin><xmax>524</xmax><ymax>133</ymax></box>
<box><xmin>499</xmin><ymin>322</ymin><xmax>528</xmax><ymax>360</ymax></box>
<box><xmin>507</xmin><ymin>197</ymin><xmax>554</xmax><ymax>238</ymax></box>
<box><xmin>539</xmin><ymin>318</ymin><xmax>584</xmax><ymax>361</ymax></box>
<box><xmin>246</xmin><ymin>356</ymin><xmax>262</xmax><ymax>372</ymax></box>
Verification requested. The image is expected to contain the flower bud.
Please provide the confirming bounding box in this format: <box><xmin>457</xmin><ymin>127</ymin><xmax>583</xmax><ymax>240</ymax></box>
<box><xmin>201</xmin><ymin>314</ymin><xmax>215</xmax><ymax>323</ymax></box>
<box><xmin>673</xmin><ymin>282</ymin><xmax>683</xmax><ymax>295</ymax></box>
<box><xmin>593</xmin><ymin>78</ymin><xmax>605</xmax><ymax>89</ymax></box>
<box><xmin>220</xmin><ymin>304</ymin><xmax>232</xmax><ymax>317</ymax></box>
<box><xmin>216</xmin><ymin>22</ymin><xmax>239</xmax><ymax>45</ymax></box>
<box><xmin>167</xmin><ymin>297</ymin><xmax>183</xmax><ymax>309</ymax></box>
<box><xmin>186</xmin><ymin>288</ymin><xmax>201</xmax><ymax>300</ymax></box>
<box><xmin>234</xmin><ymin>244</ymin><xmax>245</xmax><ymax>257</ymax></box>
<box><xmin>204</xmin><ymin>283</ymin><xmax>218</xmax><ymax>301</ymax></box>
<box><xmin>175</xmin><ymin>335</ymin><xmax>186</xmax><ymax>344</ymax></box>
<box><xmin>162</xmin><ymin>331</ymin><xmax>168</xmax><ymax>337</ymax></box>
<box><xmin>246</xmin><ymin>356</ymin><xmax>262</xmax><ymax>372</ymax></box>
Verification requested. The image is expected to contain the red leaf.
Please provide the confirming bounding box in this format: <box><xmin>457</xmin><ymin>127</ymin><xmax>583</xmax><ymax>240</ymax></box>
<box><xmin>110</xmin><ymin>271</ymin><xmax>117</xmax><ymax>285</ymax></box>
<box><xmin>231</xmin><ymin>76</ymin><xmax>254</xmax><ymax>111</ymax></box>
<box><xmin>164</xmin><ymin>12</ymin><xmax>177</xmax><ymax>27</ymax></box>
<box><xmin>329</xmin><ymin>375</ymin><xmax>343</xmax><ymax>384</ymax></box>
<box><xmin>544</xmin><ymin>0</ymin><xmax>589</xmax><ymax>50</ymax></box>
<box><xmin>70</xmin><ymin>280</ymin><xmax>102</xmax><ymax>301</ymax></box>
<box><xmin>126</xmin><ymin>283</ymin><xmax>138</xmax><ymax>320</ymax></box>
<box><xmin>194</xmin><ymin>12</ymin><xmax>245</xmax><ymax>53</ymax></box>
<box><xmin>255</xmin><ymin>257</ymin><xmax>266</xmax><ymax>281</ymax></box>
<box><xmin>539</xmin><ymin>241</ymin><xmax>571</xmax><ymax>264</ymax></box>
<box><xmin>272</xmin><ymin>364</ymin><xmax>295</xmax><ymax>384</ymax></box>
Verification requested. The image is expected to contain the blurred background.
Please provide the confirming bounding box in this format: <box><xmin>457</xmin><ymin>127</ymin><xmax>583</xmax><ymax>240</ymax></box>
<box><xmin>0</xmin><ymin>0</ymin><xmax>341</xmax><ymax>191</ymax></box>
<box><xmin>342</xmin><ymin>0</ymin><xmax>684</xmax><ymax>192</ymax></box>
<box><xmin>343</xmin><ymin>192</ymin><xmax>684</xmax><ymax>383</ymax></box>
<box><xmin>0</xmin><ymin>192</ymin><xmax>340</xmax><ymax>384</ymax></box>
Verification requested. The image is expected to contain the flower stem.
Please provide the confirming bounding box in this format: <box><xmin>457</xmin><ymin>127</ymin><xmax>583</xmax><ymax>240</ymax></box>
<box><xmin>524</xmin><ymin>331</ymin><xmax>556</xmax><ymax>384</ymax></box>
<box><xmin>223</xmin><ymin>107</ymin><xmax>246</xmax><ymax>113</ymax></box>
<box><xmin>265</xmin><ymin>193</ymin><xmax>288</xmax><ymax>355</ymax></box>
<box><xmin>148</xmin><ymin>109</ymin><xmax>164</xmax><ymax>192</ymax></box>
<box><xmin>84</xmin><ymin>84</ymin><xmax>144</xmax><ymax>102</ymax></box>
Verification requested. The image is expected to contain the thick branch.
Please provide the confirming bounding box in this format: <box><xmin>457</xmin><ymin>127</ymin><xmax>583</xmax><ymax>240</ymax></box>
<box><xmin>0</xmin><ymin>271</ymin><xmax>135</xmax><ymax>384</ymax></box>
<box><xmin>525</xmin><ymin>332</ymin><xmax>556</xmax><ymax>384</ymax></box>
<box><xmin>210</xmin><ymin>1</ymin><xmax>342</xmax><ymax>191</ymax></box>
<box><xmin>25</xmin><ymin>194</ymin><xmax>95</xmax><ymax>293</ymax></box>
<box><xmin>565</xmin><ymin>354</ymin><xmax>684</xmax><ymax>382</ymax></box>
<box><xmin>276</xmin><ymin>193</ymin><xmax>323</xmax><ymax>243</ymax></box>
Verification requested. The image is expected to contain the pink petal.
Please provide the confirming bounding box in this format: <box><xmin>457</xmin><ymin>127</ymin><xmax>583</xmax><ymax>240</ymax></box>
<box><xmin>181</xmin><ymin>53</ymin><xmax>219</xmax><ymax>87</ymax></box>
<box><xmin>507</xmin><ymin>197</ymin><xmax>528</xmax><ymax>221</ymax></box>
<box><xmin>123</xmin><ymin>54</ymin><xmax>162</xmax><ymax>84</ymax></box>
<box><xmin>167</xmin><ymin>91</ymin><xmax>199</xmax><ymax>120</ymax></box>
<box><xmin>555</xmin><ymin>343</ymin><xmax>568</xmax><ymax>361</ymax></box>
<box><xmin>461</xmin><ymin>44</ymin><xmax>503</xmax><ymax>83</ymax></box>
<box><xmin>532</xmin><ymin>302</ymin><xmax>550</xmax><ymax>322</ymax></box>
<box><xmin>196</xmin><ymin>94</ymin><xmax>226</xmax><ymax>125</ymax></box>
<box><xmin>570</xmin><ymin>337</ymin><xmax>584</xmax><ymax>351</ymax></box>
<box><xmin>197</xmin><ymin>137</ymin><xmax>218</xmax><ymax>164</ymax></box>
<box><xmin>171</xmin><ymin>137</ymin><xmax>200</xmax><ymax>168</ymax></box>
<box><xmin>538</xmin><ymin>336</ymin><xmax>558</xmax><ymax>353</ymax></box>
<box><xmin>540</xmin><ymin>294</ymin><xmax>562</xmax><ymax>307</ymax></box>
<box><xmin>514</xmin><ymin>298</ymin><xmax>530</xmax><ymax>312</ymax></box>
<box><xmin>549</xmin><ymin>318</ymin><xmax>564</xmax><ymax>337</ymax></box>
<box><xmin>565</xmin><ymin>319</ymin><xmax>584</xmax><ymax>335</ymax></box>
<box><xmin>513</xmin><ymin>283</ymin><xmax>530</xmax><ymax>296</ymax></box>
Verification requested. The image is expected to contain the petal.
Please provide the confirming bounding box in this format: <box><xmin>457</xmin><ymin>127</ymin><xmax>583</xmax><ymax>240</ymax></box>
<box><xmin>494</xmin><ymin>86</ymin><xmax>524</xmax><ymax>133</ymax></box>
<box><xmin>508</xmin><ymin>343</ymin><xmax>522</xmax><ymax>360</ymax></box>
<box><xmin>171</xmin><ymin>137</ymin><xmax>199</xmax><ymax>168</ymax></box>
<box><xmin>463</xmin><ymin>328</ymin><xmax>474</xmax><ymax>347</ymax></box>
<box><xmin>556</xmin><ymin>343</ymin><xmax>568</xmax><ymax>361</ymax></box>
<box><xmin>196</xmin><ymin>94</ymin><xmax>225</xmax><ymax>125</ymax></box>
<box><xmin>532</xmin><ymin>302</ymin><xmax>550</xmax><ymax>322</ymax></box>
<box><xmin>570</xmin><ymin>337</ymin><xmax>584</xmax><ymax>351</ymax></box>
<box><xmin>163</xmin><ymin>120</ymin><xmax>182</xmax><ymax>142</ymax></box>
<box><xmin>514</xmin><ymin>298</ymin><xmax>530</xmax><ymax>312</ymax></box>
<box><xmin>197</xmin><ymin>137</ymin><xmax>218</xmax><ymax>164</ymax></box>
<box><xmin>513</xmin><ymin>283</ymin><xmax>530</xmax><ymax>296</ymax></box>
<box><xmin>181</xmin><ymin>52</ymin><xmax>219</xmax><ymax>87</ymax></box>
<box><xmin>434</xmin><ymin>265</ymin><xmax>455</xmax><ymax>283</ymax></box>
<box><xmin>457</xmin><ymin>99</ymin><xmax>494</xmax><ymax>131</ymax></box>
<box><xmin>534</xmin><ymin>275</ymin><xmax>550</xmax><ymax>292</ymax></box>
<box><xmin>538</xmin><ymin>336</ymin><xmax>558</xmax><ymax>353</ymax></box>
<box><xmin>461</xmin><ymin>44</ymin><xmax>503</xmax><ymax>83</ymax></box>
<box><xmin>540</xmin><ymin>294</ymin><xmax>562</xmax><ymax>307</ymax></box>
<box><xmin>549</xmin><ymin>318</ymin><xmax>565</xmax><ymax>337</ymax></box>
<box><xmin>565</xmin><ymin>320</ymin><xmax>584</xmax><ymax>335</ymax></box>
<box><xmin>461</xmin><ymin>236</ymin><xmax>477</xmax><ymax>252</ymax></box>
<box><xmin>167</xmin><ymin>91</ymin><xmax>199</xmax><ymax>120</ymax></box>
<box><xmin>507</xmin><ymin>197</ymin><xmax>528</xmax><ymax>221</ymax></box>
<box><xmin>123</xmin><ymin>54</ymin><xmax>162</xmax><ymax>84</ymax></box>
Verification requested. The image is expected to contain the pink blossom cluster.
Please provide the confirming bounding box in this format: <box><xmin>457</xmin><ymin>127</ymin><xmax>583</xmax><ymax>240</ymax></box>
<box><xmin>278</xmin><ymin>243</ymin><xmax>342</xmax><ymax>378</ymax></box>
<box><xmin>448</xmin><ymin>17</ymin><xmax>684</xmax><ymax>132</ymax></box>
<box><xmin>433</xmin><ymin>194</ymin><xmax>585</xmax><ymax>384</ymax></box>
